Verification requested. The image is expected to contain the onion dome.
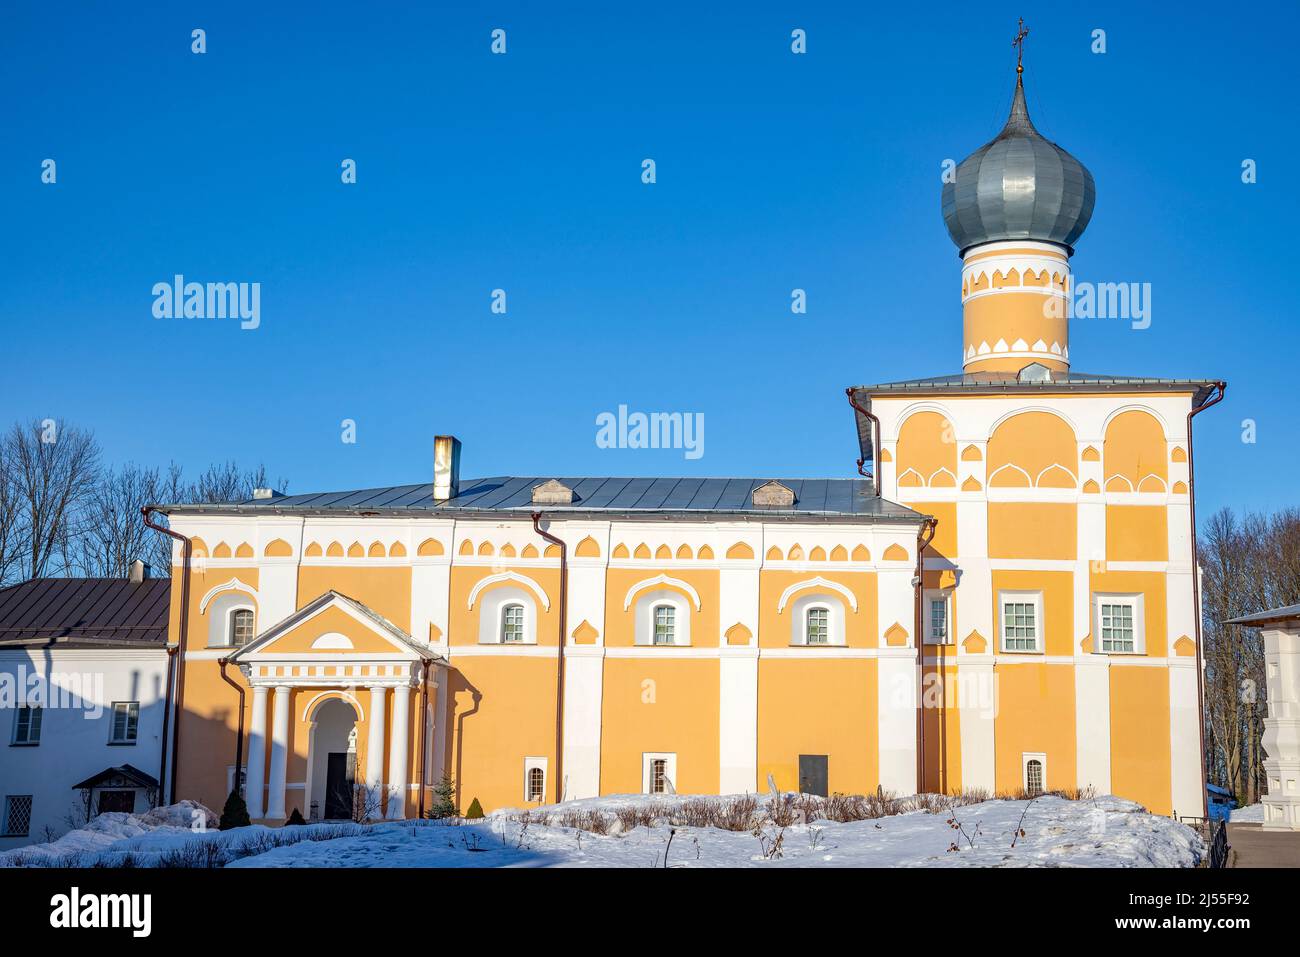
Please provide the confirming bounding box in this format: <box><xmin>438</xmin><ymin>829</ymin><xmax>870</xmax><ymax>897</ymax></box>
<box><xmin>941</xmin><ymin>76</ymin><xmax>1096</xmax><ymax>255</ymax></box>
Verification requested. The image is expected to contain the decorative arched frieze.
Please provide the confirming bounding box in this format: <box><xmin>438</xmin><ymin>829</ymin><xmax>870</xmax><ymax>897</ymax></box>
<box><xmin>467</xmin><ymin>571</ymin><xmax>551</xmax><ymax>611</ymax></box>
<box><xmin>776</xmin><ymin>576</ymin><xmax>859</xmax><ymax>614</ymax></box>
<box><xmin>199</xmin><ymin>577</ymin><xmax>260</xmax><ymax>614</ymax></box>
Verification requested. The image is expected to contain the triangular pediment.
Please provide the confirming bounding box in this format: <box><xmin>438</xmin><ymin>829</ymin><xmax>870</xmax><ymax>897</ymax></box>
<box><xmin>231</xmin><ymin>591</ymin><xmax>434</xmax><ymax>661</ymax></box>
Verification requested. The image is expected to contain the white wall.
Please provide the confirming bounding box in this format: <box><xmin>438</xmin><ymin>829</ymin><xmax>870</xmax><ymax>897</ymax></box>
<box><xmin>0</xmin><ymin>648</ymin><xmax>171</xmax><ymax>848</ymax></box>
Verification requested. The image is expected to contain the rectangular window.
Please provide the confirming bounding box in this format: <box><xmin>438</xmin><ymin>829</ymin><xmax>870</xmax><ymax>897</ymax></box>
<box><xmin>806</xmin><ymin>607</ymin><xmax>829</xmax><ymax>645</ymax></box>
<box><xmin>2</xmin><ymin>795</ymin><xmax>33</xmax><ymax>837</ymax></box>
<box><xmin>109</xmin><ymin>701</ymin><xmax>139</xmax><ymax>745</ymax></box>
<box><xmin>653</xmin><ymin>605</ymin><xmax>675</xmax><ymax>645</ymax></box>
<box><xmin>1022</xmin><ymin>753</ymin><xmax>1047</xmax><ymax>797</ymax></box>
<box><xmin>1000</xmin><ymin>593</ymin><xmax>1042</xmax><ymax>653</ymax></box>
<box><xmin>641</xmin><ymin>752</ymin><xmax>677</xmax><ymax>794</ymax></box>
<box><xmin>231</xmin><ymin>609</ymin><xmax>255</xmax><ymax>647</ymax></box>
<box><xmin>12</xmin><ymin>706</ymin><xmax>42</xmax><ymax>745</ymax></box>
<box><xmin>924</xmin><ymin>592</ymin><xmax>951</xmax><ymax>645</ymax></box>
<box><xmin>523</xmin><ymin>757</ymin><xmax>548</xmax><ymax>803</ymax></box>
<box><xmin>1095</xmin><ymin>594</ymin><xmax>1143</xmax><ymax>654</ymax></box>
<box><xmin>502</xmin><ymin>604</ymin><xmax>525</xmax><ymax>643</ymax></box>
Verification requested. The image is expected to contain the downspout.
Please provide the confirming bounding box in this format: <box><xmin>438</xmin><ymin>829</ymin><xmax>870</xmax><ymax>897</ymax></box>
<box><xmin>218</xmin><ymin>658</ymin><xmax>246</xmax><ymax>801</ymax></box>
<box><xmin>1186</xmin><ymin>380</ymin><xmax>1226</xmax><ymax>821</ymax></box>
<box><xmin>142</xmin><ymin>506</ymin><xmax>191</xmax><ymax>805</ymax></box>
<box><xmin>845</xmin><ymin>388</ymin><xmax>882</xmax><ymax>497</ymax></box>
<box><xmin>532</xmin><ymin>512</ymin><xmax>568</xmax><ymax>804</ymax></box>
<box><xmin>417</xmin><ymin>657</ymin><xmax>433</xmax><ymax>818</ymax></box>
<box><xmin>913</xmin><ymin>517</ymin><xmax>937</xmax><ymax>795</ymax></box>
<box><xmin>156</xmin><ymin>643</ymin><xmax>177</xmax><ymax>806</ymax></box>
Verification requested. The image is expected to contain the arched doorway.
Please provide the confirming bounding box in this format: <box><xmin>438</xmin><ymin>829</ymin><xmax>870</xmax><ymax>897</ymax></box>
<box><xmin>309</xmin><ymin>697</ymin><xmax>359</xmax><ymax>821</ymax></box>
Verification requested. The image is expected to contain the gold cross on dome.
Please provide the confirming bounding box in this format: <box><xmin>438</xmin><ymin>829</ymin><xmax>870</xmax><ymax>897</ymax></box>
<box><xmin>1013</xmin><ymin>17</ymin><xmax>1029</xmax><ymax>74</ymax></box>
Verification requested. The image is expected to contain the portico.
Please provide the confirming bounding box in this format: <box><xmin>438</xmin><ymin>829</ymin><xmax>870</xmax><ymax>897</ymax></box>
<box><xmin>230</xmin><ymin>590</ymin><xmax>444</xmax><ymax>822</ymax></box>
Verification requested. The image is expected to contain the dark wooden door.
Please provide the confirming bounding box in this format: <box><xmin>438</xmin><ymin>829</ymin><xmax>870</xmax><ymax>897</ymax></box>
<box><xmin>798</xmin><ymin>754</ymin><xmax>828</xmax><ymax>797</ymax></box>
<box><xmin>325</xmin><ymin>752</ymin><xmax>354</xmax><ymax>819</ymax></box>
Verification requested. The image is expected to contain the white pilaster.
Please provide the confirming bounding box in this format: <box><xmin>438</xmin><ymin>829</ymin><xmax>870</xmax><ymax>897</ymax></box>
<box><xmin>878</xmin><ymin>650</ymin><xmax>918</xmax><ymax>795</ymax></box>
<box><xmin>366</xmin><ymin>685</ymin><xmax>388</xmax><ymax>817</ymax></box>
<box><xmin>719</xmin><ymin>648</ymin><xmax>759</xmax><ymax>793</ymax></box>
<box><xmin>562</xmin><ymin>648</ymin><xmax>604</xmax><ymax>800</ymax></box>
<box><xmin>386</xmin><ymin>685</ymin><xmax>411</xmax><ymax>819</ymax></box>
<box><xmin>245</xmin><ymin>684</ymin><xmax>269</xmax><ymax>819</ymax></box>
<box><xmin>1074</xmin><ymin>656</ymin><xmax>1111</xmax><ymax>795</ymax></box>
<box><xmin>1168</xmin><ymin>659</ymin><xmax>1202</xmax><ymax>821</ymax></box>
<box><xmin>956</xmin><ymin>659</ymin><xmax>996</xmax><ymax>792</ymax></box>
<box><xmin>265</xmin><ymin>685</ymin><xmax>291</xmax><ymax>820</ymax></box>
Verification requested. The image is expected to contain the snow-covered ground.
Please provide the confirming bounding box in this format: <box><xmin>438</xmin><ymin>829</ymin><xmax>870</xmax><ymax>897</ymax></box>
<box><xmin>1229</xmin><ymin>803</ymin><xmax>1265</xmax><ymax>823</ymax></box>
<box><xmin>0</xmin><ymin>793</ymin><xmax>1203</xmax><ymax>868</ymax></box>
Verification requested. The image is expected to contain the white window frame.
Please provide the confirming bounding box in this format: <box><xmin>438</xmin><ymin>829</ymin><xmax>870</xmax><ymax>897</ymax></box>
<box><xmin>1022</xmin><ymin>752</ymin><xmax>1047</xmax><ymax>796</ymax></box>
<box><xmin>634</xmin><ymin>590</ymin><xmax>690</xmax><ymax>646</ymax></box>
<box><xmin>11</xmin><ymin>705</ymin><xmax>42</xmax><ymax>746</ymax></box>
<box><xmin>2</xmin><ymin>794</ymin><xmax>33</xmax><ymax>836</ymax></box>
<box><xmin>790</xmin><ymin>594</ymin><xmax>846</xmax><ymax>646</ymax></box>
<box><xmin>641</xmin><ymin>752</ymin><xmax>677</xmax><ymax>795</ymax></box>
<box><xmin>999</xmin><ymin>590</ymin><xmax>1044</xmax><ymax>654</ymax></box>
<box><xmin>109</xmin><ymin>701</ymin><xmax>140</xmax><ymax>745</ymax></box>
<box><xmin>228</xmin><ymin>606</ymin><xmax>255</xmax><ymax>647</ymax></box>
<box><xmin>804</xmin><ymin>605</ymin><xmax>831</xmax><ymax>645</ymax></box>
<box><xmin>500</xmin><ymin>603</ymin><xmax>526</xmax><ymax>644</ymax></box>
<box><xmin>924</xmin><ymin>590</ymin><xmax>952</xmax><ymax>645</ymax></box>
<box><xmin>478</xmin><ymin>586</ymin><xmax>538</xmax><ymax>645</ymax></box>
<box><xmin>651</xmin><ymin>603</ymin><xmax>676</xmax><ymax>645</ymax></box>
<box><xmin>1093</xmin><ymin>593</ymin><xmax>1145</xmax><ymax>655</ymax></box>
<box><xmin>523</xmin><ymin>756</ymin><xmax>548</xmax><ymax>802</ymax></box>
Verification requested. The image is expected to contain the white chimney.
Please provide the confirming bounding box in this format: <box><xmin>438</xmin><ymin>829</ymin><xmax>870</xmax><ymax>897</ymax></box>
<box><xmin>434</xmin><ymin>435</ymin><xmax>462</xmax><ymax>501</ymax></box>
<box><xmin>128</xmin><ymin>559</ymin><xmax>148</xmax><ymax>583</ymax></box>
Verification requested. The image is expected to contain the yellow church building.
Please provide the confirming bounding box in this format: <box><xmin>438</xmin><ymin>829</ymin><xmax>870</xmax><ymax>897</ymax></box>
<box><xmin>156</xmin><ymin>61</ymin><xmax>1222</xmax><ymax>823</ymax></box>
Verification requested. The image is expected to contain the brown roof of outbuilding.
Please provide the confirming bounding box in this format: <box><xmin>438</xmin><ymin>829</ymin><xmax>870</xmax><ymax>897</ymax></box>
<box><xmin>0</xmin><ymin>578</ymin><xmax>171</xmax><ymax>649</ymax></box>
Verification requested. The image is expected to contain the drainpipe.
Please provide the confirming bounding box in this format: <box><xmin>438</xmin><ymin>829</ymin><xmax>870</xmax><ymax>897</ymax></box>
<box><xmin>532</xmin><ymin>512</ymin><xmax>568</xmax><ymax>804</ymax></box>
<box><xmin>913</xmin><ymin>518</ymin><xmax>937</xmax><ymax>795</ymax></box>
<box><xmin>1186</xmin><ymin>380</ymin><xmax>1226</xmax><ymax>821</ymax></box>
<box><xmin>846</xmin><ymin>388</ymin><xmax>882</xmax><ymax>496</ymax></box>
<box><xmin>155</xmin><ymin>643</ymin><xmax>178</xmax><ymax>806</ymax></box>
<box><xmin>218</xmin><ymin>658</ymin><xmax>246</xmax><ymax>801</ymax></box>
<box><xmin>142</xmin><ymin>506</ymin><xmax>192</xmax><ymax>805</ymax></box>
<box><xmin>417</xmin><ymin>657</ymin><xmax>433</xmax><ymax>818</ymax></box>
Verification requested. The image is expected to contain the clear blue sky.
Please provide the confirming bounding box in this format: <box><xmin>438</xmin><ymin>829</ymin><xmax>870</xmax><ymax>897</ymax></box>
<box><xmin>2</xmin><ymin>2</ymin><xmax>1295</xmax><ymax>517</ymax></box>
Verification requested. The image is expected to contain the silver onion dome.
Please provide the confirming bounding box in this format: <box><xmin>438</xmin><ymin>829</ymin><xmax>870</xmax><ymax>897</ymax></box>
<box><xmin>941</xmin><ymin>77</ymin><xmax>1095</xmax><ymax>255</ymax></box>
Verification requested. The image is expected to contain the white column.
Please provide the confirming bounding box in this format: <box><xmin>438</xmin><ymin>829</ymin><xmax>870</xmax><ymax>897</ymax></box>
<box><xmin>366</xmin><ymin>685</ymin><xmax>388</xmax><ymax>818</ymax></box>
<box><xmin>245</xmin><ymin>685</ymin><xmax>269</xmax><ymax>819</ymax></box>
<box><xmin>957</xmin><ymin>659</ymin><xmax>996</xmax><ymax>792</ymax></box>
<box><xmin>264</xmin><ymin>685</ymin><xmax>291</xmax><ymax>821</ymax></box>
<box><xmin>1261</xmin><ymin>625</ymin><xmax>1300</xmax><ymax>830</ymax></box>
<box><xmin>878</xmin><ymin>650</ymin><xmax>918</xmax><ymax>795</ymax></box>
<box><xmin>386</xmin><ymin>685</ymin><xmax>412</xmax><ymax>819</ymax></box>
<box><xmin>719</xmin><ymin>648</ymin><xmax>759</xmax><ymax>793</ymax></box>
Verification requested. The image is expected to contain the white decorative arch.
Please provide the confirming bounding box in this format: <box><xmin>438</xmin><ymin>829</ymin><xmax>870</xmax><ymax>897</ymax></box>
<box><xmin>987</xmin><ymin>404</ymin><xmax>1079</xmax><ymax>436</ymax></box>
<box><xmin>199</xmin><ymin>577</ymin><xmax>259</xmax><ymax>614</ymax></box>
<box><xmin>1035</xmin><ymin>464</ymin><xmax>1078</xmax><ymax>487</ymax></box>
<box><xmin>1136</xmin><ymin>473</ymin><xmax>1169</xmax><ymax>492</ymax></box>
<box><xmin>310</xmin><ymin>632</ymin><xmax>354</xmax><ymax>650</ymax></box>
<box><xmin>1104</xmin><ymin>474</ymin><xmax>1135</xmax><ymax>492</ymax></box>
<box><xmin>777</xmin><ymin>576</ymin><xmax>859</xmax><ymax>614</ymax></box>
<box><xmin>1100</xmin><ymin>402</ymin><xmax>1172</xmax><ymax>438</ymax></box>
<box><xmin>301</xmin><ymin>690</ymin><xmax>365</xmax><ymax>723</ymax></box>
<box><xmin>623</xmin><ymin>574</ymin><xmax>701</xmax><ymax>612</ymax></box>
<box><xmin>929</xmin><ymin>467</ymin><xmax>958</xmax><ymax>486</ymax></box>
<box><xmin>890</xmin><ymin>401</ymin><xmax>960</xmax><ymax>442</ymax></box>
<box><xmin>896</xmin><ymin>467</ymin><xmax>925</xmax><ymax>486</ymax></box>
<box><xmin>467</xmin><ymin>571</ymin><xmax>551</xmax><ymax>611</ymax></box>
<box><xmin>987</xmin><ymin>463</ymin><xmax>1032</xmax><ymax>486</ymax></box>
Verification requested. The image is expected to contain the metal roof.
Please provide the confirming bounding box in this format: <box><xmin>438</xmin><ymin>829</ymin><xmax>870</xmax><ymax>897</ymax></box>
<box><xmin>0</xmin><ymin>578</ymin><xmax>171</xmax><ymax>649</ymax></box>
<box><xmin>941</xmin><ymin>77</ymin><xmax>1095</xmax><ymax>255</ymax></box>
<box><xmin>1224</xmin><ymin>604</ymin><xmax>1300</xmax><ymax>627</ymax></box>
<box><xmin>71</xmin><ymin>764</ymin><xmax>161</xmax><ymax>792</ymax></box>
<box><xmin>158</xmin><ymin>477</ymin><xmax>925</xmax><ymax>524</ymax></box>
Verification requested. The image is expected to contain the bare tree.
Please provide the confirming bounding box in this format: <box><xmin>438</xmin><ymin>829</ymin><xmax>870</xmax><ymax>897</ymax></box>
<box><xmin>72</xmin><ymin>463</ymin><xmax>174</xmax><ymax>577</ymax></box>
<box><xmin>0</xmin><ymin>437</ymin><xmax>29</xmax><ymax>586</ymax></box>
<box><xmin>3</xmin><ymin>418</ymin><xmax>100</xmax><ymax>580</ymax></box>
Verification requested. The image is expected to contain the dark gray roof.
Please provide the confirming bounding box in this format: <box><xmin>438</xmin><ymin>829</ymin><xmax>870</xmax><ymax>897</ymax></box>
<box><xmin>847</xmin><ymin>373</ymin><xmax>1221</xmax><ymax>473</ymax></box>
<box><xmin>159</xmin><ymin>477</ymin><xmax>925</xmax><ymax>524</ymax></box>
<box><xmin>941</xmin><ymin>77</ymin><xmax>1095</xmax><ymax>255</ymax></box>
<box><xmin>0</xmin><ymin>578</ymin><xmax>171</xmax><ymax>649</ymax></box>
<box><xmin>72</xmin><ymin>764</ymin><xmax>160</xmax><ymax>792</ymax></box>
<box><xmin>1224</xmin><ymin>605</ymin><xmax>1300</xmax><ymax>627</ymax></box>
